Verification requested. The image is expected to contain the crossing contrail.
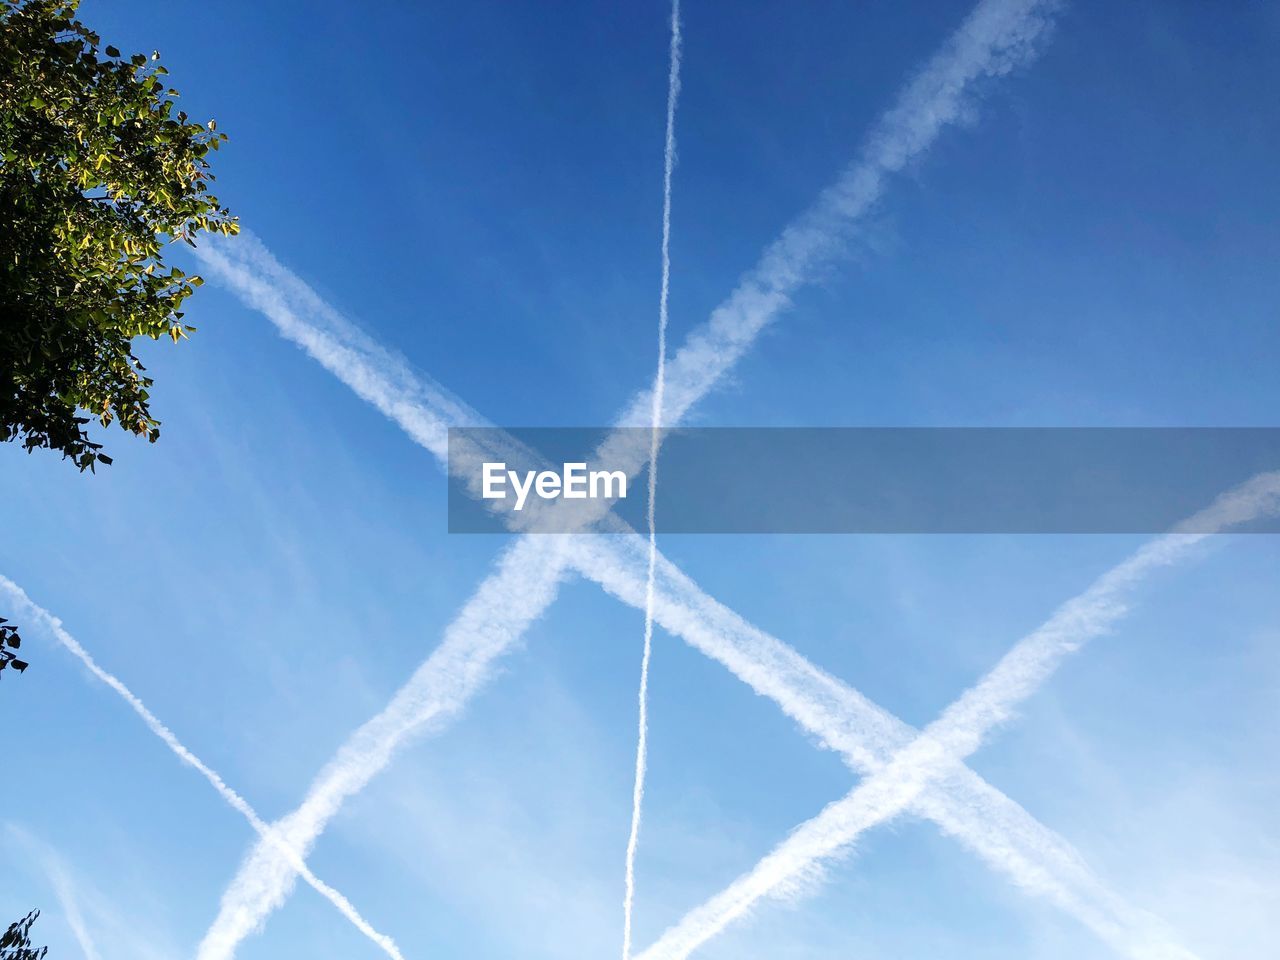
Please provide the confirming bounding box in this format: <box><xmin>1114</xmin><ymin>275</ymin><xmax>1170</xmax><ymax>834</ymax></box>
<box><xmin>0</xmin><ymin>576</ymin><xmax>409</xmax><ymax>960</ymax></box>
<box><xmin>194</xmin><ymin>0</ymin><xmax>1065</xmax><ymax>953</ymax></box>
<box><xmin>571</xmin><ymin>533</ymin><xmax>1205</xmax><ymax>960</ymax></box>
<box><xmin>631</xmin><ymin>473</ymin><xmax>1280</xmax><ymax>959</ymax></box>
<box><xmin>624</xmin><ymin>2</ymin><xmax>684</xmax><ymax>957</ymax></box>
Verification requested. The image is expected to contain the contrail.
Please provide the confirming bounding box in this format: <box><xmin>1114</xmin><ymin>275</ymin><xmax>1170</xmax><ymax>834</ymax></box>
<box><xmin>45</xmin><ymin>853</ymin><xmax>101</xmax><ymax>960</ymax></box>
<box><xmin>193</xmin><ymin>233</ymin><xmax>480</xmax><ymax>462</ymax></box>
<box><xmin>632</xmin><ymin>473</ymin><xmax>1280</xmax><ymax>960</ymax></box>
<box><xmin>194</xmin><ymin>0</ymin><xmax>1063</xmax><ymax>952</ymax></box>
<box><xmin>624</xmin><ymin>2</ymin><xmax>683</xmax><ymax>957</ymax></box>
<box><xmin>6</xmin><ymin>826</ymin><xmax>103</xmax><ymax>960</ymax></box>
<box><xmin>52</xmin><ymin>866</ymin><xmax>102</xmax><ymax>960</ymax></box>
<box><xmin>0</xmin><ymin>576</ymin><xmax>409</xmax><ymax>960</ymax></box>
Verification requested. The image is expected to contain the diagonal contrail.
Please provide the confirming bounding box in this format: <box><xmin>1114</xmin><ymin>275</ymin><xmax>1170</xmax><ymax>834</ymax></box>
<box><xmin>624</xmin><ymin>2</ymin><xmax>684</xmax><ymax>957</ymax></box>
<box><xmin>50</xmin><ymin>858</ymin><xmax>103</xmax><ymax>960</ymax></box>
<box><xmin>632</xmin><ymin>473</ymin><xmax>1280</xmax><ymax>959</ymax></box>
<box><xmin>194</xmin><ymin>1</ymin><xmax>1065</xmax><ymax>953</ymax></box>
<box><xmin>0</xmin><ymin>576</ymin><xmax>409</xmax><ymax>960</ymax></box>
<box><xmin>6</xmin><ymin>826</ymin><xmax>103</xmax><ymax>960</ymax></box>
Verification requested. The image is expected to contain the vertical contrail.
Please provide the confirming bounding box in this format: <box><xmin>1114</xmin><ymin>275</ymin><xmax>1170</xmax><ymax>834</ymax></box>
<box><xmin>0</xmin><ymin>576</ymin><xmax>408</xmax><ymax>960</ymax></box>
<box><xmin>624</xmin><ymin>2</ymin><xmax>683</xmax><ymax>958</ymax></box>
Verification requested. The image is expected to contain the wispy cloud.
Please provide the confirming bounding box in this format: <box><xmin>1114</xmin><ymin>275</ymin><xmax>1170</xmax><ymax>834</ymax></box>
<box><xmin>6</xmin><ymin>825</ymin><xmax>102</xmax><ymax>960</ymax></box>
<box><xmin>626</xmin><ymin>2</ymin><xmax>684</xmax><ymax>957</ymax></box>
<box><xmin>193</xmin><ymin>0</ymin><xmax>1066</xmax><ymax>953</ymax></box>
<box><xmin>0</xmin><ymin>576</ymin><xmax>408</xmax><ymax>960</ymax></box>
<box><xmin>632</xmin><ymin>473</ymin><xmax>1280</xmax><ymax>959</ymax></box>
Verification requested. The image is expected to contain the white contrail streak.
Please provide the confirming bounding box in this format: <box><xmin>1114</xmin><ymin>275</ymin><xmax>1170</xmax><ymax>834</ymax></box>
<box><xmin>52</xmin><ymin>871</ymin><xmax>102</xmax><ymax>960</ymax></box>
<box><xmin>194</xmin><ymin>0</ymin><xmax>1063</xmax><ymax>952</ymax></box>
<box><xmin>0</xmin><ymin>576</ymin><xmax>408</xmax><ymax>960</ymax></box>
<box><xmin>624</xmin><ymin>3</ymin><xmax>683</xmax><ymax>957</ymax></box>
<box><xmin>632</xmin><ymin>473</ymin><xmax>1280</xmax><ymax>960</ymax></box>
<box><xmin>6</xmin><ymin>826</ymin><xmax>103</xmax><ymax>960</ymax></box>
<box><xmin>45</xmin><ymin>854</ymin><xmax>101</xmax><ymax>960</ymax></box>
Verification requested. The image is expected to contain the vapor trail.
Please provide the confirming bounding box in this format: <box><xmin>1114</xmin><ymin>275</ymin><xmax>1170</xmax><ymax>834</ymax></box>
<box><xmin>45</xmin><ymin>853</ymin><xmax>101</xmax><ymax>960</ymax></box>
<box><xmin>0</xmin><ymin>576</ymin><xmax>408</xmax><ymax>960</ymax></box>
<box><xmin>632</xmin><ymin>473</ymin><xmax>1280</xmax><ymax>959</ymax></box>
<box><xmin>195</xmin><ymin>0</ymin><xmax>1063</xmax><ymax>952</ymax></box>
<box><xmin>624</xmin><ymin>3</ymin><xmax>683</xmax><ymax>957</ymax></box>
<box><xmin>6</xmin><ymin>826</ymin><xmax>103</xmax><ymax>960</ymax></box>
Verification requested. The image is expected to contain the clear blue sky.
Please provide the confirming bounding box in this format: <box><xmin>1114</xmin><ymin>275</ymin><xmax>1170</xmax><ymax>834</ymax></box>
<box><xmin>2</xmin><ymin>1</ymin><xmax>1279</xmax><ymax>958</ymax></box>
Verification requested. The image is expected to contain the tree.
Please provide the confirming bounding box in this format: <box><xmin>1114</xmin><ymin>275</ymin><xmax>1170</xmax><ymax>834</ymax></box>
<box><xmin>1</xmin><ymin>0</ymin><xmax>237</xmax><ymax>472</ymax></box>
<box><xmin>0</xmin><ymin>911</ymin><xmax>47</xmax><ymax>960</ymax></box>
<box><xmin>1</xmin><ymin>0</ymin><xmax>236</xmax><ymax>679</ymax></box>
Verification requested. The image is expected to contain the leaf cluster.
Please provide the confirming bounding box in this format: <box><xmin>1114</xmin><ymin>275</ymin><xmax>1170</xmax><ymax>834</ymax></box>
<box><xmin>0</xmin><ymin>615</ymin><xmax>27</xmax><ymax>674</ymax></box>
<box><xmin>1</xmin><ymin>0</ymin><xmax>237</xmax><ymax>469</ymax></box>
<box><xmin>0</xmin><ymin>911</ymin><xmax>46</xmax><ymax>960</ymax></box>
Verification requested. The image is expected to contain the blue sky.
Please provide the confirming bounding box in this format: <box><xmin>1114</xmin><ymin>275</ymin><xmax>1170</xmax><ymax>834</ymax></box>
<box><xmin>2</xmin><ymin>1</ymin><xmax>1279</xmax><ymax>958</ymax></box>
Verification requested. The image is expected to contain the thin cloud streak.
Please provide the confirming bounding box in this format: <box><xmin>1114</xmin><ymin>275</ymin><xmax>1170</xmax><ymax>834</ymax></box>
<box><xmin>195</xmin><ymin>0</ymin><xmax>1064</xmax><ymax>952</ymax></box>
<box><xmin>631</xmin><ymin>474</ymin><xmax>1280</xmax><ymax>960</ymax></box>
<box><xmin>194</xmin><ymin>234</ymin><xmax>481</xmax><ymax>462</ymax></box>
<box><xmin>6</xmin><ymin>825</ymin><xmax>102</xmax><ymax>960</ymax></box>
<box><xmin>625</xmin><ymin>2</ymin><xmax>684</xmax><ymax>957</ymax></box>
<box><xmin>46</xmin><ymin>854</ymin><xmax>100</xmax><ymax>960</ymax></box>
<box><xmin>0</xmin><ymin>576</ymin><xmax>408</xmax><ymax>960</ymax></box>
